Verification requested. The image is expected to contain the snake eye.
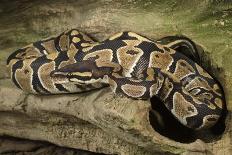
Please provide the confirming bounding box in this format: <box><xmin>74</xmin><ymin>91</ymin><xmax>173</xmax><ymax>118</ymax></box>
<box><xmin>67</xmin><ymin>73</ymin><xmax>73</xmax><ymax>77</ymax></box>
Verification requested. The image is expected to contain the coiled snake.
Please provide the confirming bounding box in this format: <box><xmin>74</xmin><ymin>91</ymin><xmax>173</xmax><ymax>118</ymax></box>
<box><xmin>7</xmin><ymin>29</ymin><xmax>224</xmax><ymax>130</ymax></box>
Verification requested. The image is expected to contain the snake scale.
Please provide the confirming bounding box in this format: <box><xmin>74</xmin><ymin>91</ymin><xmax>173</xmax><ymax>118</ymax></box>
<box><xmin>7</xmin><ymin>29</ymin><xmax>224</xmax><ymax>130</ymax></box>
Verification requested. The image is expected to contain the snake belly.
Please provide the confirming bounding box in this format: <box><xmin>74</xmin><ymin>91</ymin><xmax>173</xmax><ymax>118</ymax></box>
<box><xmin>7</xmin><ymin>29</ymin><xmax>224</xmax><ymax>130</ymax></box>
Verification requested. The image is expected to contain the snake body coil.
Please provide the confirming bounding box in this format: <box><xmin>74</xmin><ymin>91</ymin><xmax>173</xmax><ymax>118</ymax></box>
<box><xmin>7</xmin><ymin>29</ymin><xmax>224</xmax><ymax>129</ymax></box>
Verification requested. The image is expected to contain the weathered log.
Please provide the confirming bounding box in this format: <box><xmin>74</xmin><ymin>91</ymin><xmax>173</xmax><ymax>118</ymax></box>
<box><xmin>0</xmin><ymin>136</ymin><xmax>101</xmax><ymax>155</ymax></box>
<box><xmin>0</xmin><ymin>79</ymin><xmax>211</xmax><ymax>155</ymax></box>
<box><xmin>0</xmin><ymin>0</ymin><xmax>231</xmax><ymax>154</ymax></box>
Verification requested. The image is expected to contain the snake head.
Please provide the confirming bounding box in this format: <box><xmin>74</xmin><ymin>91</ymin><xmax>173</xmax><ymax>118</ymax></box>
<box><xmin>50</xmin><ymin>60</ymin><xmax>116</xmax><ymax>84</ymax></box>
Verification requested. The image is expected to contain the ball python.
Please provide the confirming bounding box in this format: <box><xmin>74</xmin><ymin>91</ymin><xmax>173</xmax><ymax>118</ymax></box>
<box><xmin>7</xmin><ymin>29</ymin><xmax>224</xmax><ymax>130</ymax></box>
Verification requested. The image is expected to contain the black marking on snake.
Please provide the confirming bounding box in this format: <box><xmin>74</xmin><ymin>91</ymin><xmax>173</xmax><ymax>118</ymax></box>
<box><xmin>7</xmin><ymin>48</ymin><xmax>24</xmax><ymax>65</ymax></box>
<box><xmin>30</xmin><ymin>56</ymin><xmax>51</xmax><ymax>94</ymax></box>
<box><xmin>55</xmin><ymin>83</ymin><xmax>70</xmax><ymax>92</ymax></box>
<box><xmin>33</xmin><ymin>41</ymin><xmax>46</xmax><ymax>54</ymax></box>
<box><xmin>54</xmin><ymin>51</ymin><xmax>69</xmax><ymax>69</ymax></box>
<box><xmin>54</xmin><ymin>32</ymin><xmax>65</xmax><ymax>52</ymax></box>
<box><xmin>11</xmin><ymin>60</ymin><xmax>24</xmax><ymax>89</ymax></box>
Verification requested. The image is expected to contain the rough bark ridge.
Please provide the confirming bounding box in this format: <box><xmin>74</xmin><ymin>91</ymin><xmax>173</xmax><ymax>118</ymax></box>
<box><xmin>0</xmin><ymin>0</ymin><xmax>231</xmax><ymax>155</ymax></box>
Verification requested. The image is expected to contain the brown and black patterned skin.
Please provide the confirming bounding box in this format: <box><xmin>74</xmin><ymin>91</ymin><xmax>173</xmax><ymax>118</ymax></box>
<box><xmin>7</xmin><ymin>29</ymin><xmax>224</xmax><ymax>130</ymax></box>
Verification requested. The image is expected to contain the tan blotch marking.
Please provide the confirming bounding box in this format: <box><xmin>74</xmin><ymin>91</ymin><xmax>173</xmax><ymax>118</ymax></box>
<box><xmin>160</xmin><ymin>78</ymin><xmax>173</xmax><ymax>100</ymax></box>
<box><xmin>81</xmin><ymin>43</ymin><xmax>92</xmax><ymax>47</ymax></box>
<box><xmin>146</xmin><ymin>68</ymin><xmax>155</xmax><ymax>81</ymax></box>
<box><xmin>15</xmin><ymin>58</ymin><xmax>36</xmax><ymax>93</ymax></box>
<box><xmin>82</xmin><ymin>43</ymin><xmax>100</xmax><ymax>52</ymax></box>
<box><xmin>72</xmin><ymin>37</ymin><xmax>81</xmax><ymax>43</ymax></box>
<box><xmin>7</xmin><ymin>59</ymin><xmax>18</xmax><ymax>74</ymax></box>
<box><xmin>150</xmin><ymin>73</ymin><xmax>165</xmax><ymax>97</ymax></box>
<box><xmin>213</xmin><ymin>84</ymin><xmax>222</xmax><ymax>96</ymax></box>
<box><xmin>173</xmin><ymin>59</ymin><xmax>195</xmax><ymax>80</ymax></box>
<box><xmin>121</xmin><ymin>84</ymin><xmax>146</xmax><ymax>98</ymax></box>
<box><xmin>185</xmin><ymin>77</ymin><xmax>222</xmax><ymax>97</ymax></box>
<box><xmin>192</xmin><ymin>92</ymin><xmax>215</xmax><ymax>108</ymax></box>
<box><xmin>46</xmin><ymin>52</ymin><xmax>59</xmax><ymax>61</ymax></box>
<box><xmin>195</xmin><ymin>64</ymin><xmax>212</xmax><ymax>79</ymax></box>
<box><xmin>214</xmin><ymin>98</ymin><xmax>223</xmax><ymax>109</ymax></box>
<box><xmin>185</xmin><ymin>77</ymin><xmax>212</xmax><ymax>92</ymax></box>
<box><xmin>128</xmin><ymin>32</ymin><xmax>151</xmax><ymax>42</ymax></box>
<box><xmin>117</xmin><ymin>40</ymin><xmax>143</xmax><ymax>77</ymax></box>
<box><xmin>149</xmin><ymin>51</ymin><xmax>173</xmax><ymax>71</ymax></box>
<box><xmin>109</xmin><ymin>32</ymin><xmax>123</xmax><ymax>40</ymax></box>
<box><xmin>156</xmin><ymin>43</ymin><xmax>176</xmax><ymax>54</ymax></box>
<box><xmin>59</xmin><ymin>34</ymin><xmax>70</xmax><ymax>51</ymax></box>
<box><xmin>201</xmin><ymin>92</ymin><xmax>213</xmax><ymax>100</ymax></box>
<box><xmin>84</xmin><ymin>49</ymin><xmax>113</xmax><ymax>64</ymax></box>
<box><xmin>171</xmin><ymin>92</ymin><xmax>198</xmax><ymax>125</ymax></box>
<box><xmin>68</xmin><ymin>43</ymin><xmax>78</xmax><ymax>55</ymax></box>
<box><xmin>11</xmin><ymin>45</ymin><xmax>42</xmax><ymax>62</ymax></box>
<box><xmin>194</xmin><ymin>92</ymin><xmax>217</xmax><ymax>110</ymax></box>
<box><xmin>213</xmin><ymin>84</ymin><xmax>219</xmax><ymax>91</ymax></box>
<box><xmin>97</xmin><ymin>61</ymin><xmax>121</xmax><ymax>73</ymax></box>
<box><xmin>23</xmin><ymin>45</ymin><xmax>43</xmax><ymax>58</ymax></box>
<box><xmin>38</xmin><ymin>61</ymin><xmax>59</xmax><ymax>93</ymax></box>
<box><xmin>41</xmin><ymin>40</ymin><xmax>57</xmax><ymax>54</ymax></box>
<box><xmin>59</xmin><ymin>43</ymin><xmax>78</xmax><ymax>68</ymax></box>
<box><xmin>71</xmin><ymin>30</ymin><xmax>79</xmax><ymax>36</ymax></box>
<box><xmin>207</xmin><ymin>102</ymin><xmax>217</xmax><ymax>110</ymax></box>
<box><xmin>128</xmin><ymin>79</ymin><xmax>143</xmax><ymax>83</ymax></box>
<box><xmin>150</xmin><ymin>83</ymin><xmax>159</xmax><ymax>97</ymax></box>
<box><xmin>198</xmin><ymin>115</ymin><xmax>219</xmax><ymax>129</ymax></box>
